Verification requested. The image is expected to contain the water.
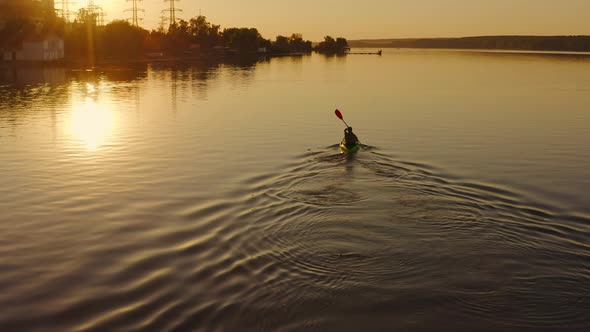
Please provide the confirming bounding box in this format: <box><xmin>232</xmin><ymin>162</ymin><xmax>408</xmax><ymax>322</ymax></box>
<box><xmin>0</xmin><ymin>50</ymin><xmax>589</xmax><ymax>331</ymax></box>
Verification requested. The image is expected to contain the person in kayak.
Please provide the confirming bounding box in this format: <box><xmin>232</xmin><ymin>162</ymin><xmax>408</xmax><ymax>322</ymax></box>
<box><xmin>343</xmin><ymin>127</ymin><xmax>359</xmax><ymax>147</ymax></box>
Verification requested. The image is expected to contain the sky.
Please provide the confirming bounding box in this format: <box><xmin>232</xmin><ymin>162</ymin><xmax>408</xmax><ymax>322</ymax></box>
<box><xmin>66</xmin><ymin>0</ymin><xmax>589</xmax><ymax>41</ymax></box>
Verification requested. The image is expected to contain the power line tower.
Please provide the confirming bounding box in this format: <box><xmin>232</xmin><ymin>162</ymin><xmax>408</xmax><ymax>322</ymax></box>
<box><xmin>162</xmin><ymin>0</ymin><xmax>182</xmax><ymax>27</ymax></box>
<box><xmin>56</xmin><ymin>0</ymin><xmax>76</xmax><ymax>22</ymax></box>
<box><xmin>86</xmin><ymin>0</ymin><xmax>106</xmax><ymax>26</ymax></box>
<box><xmin>159</xmin><ymin>14</ymin><xmax>168</xmax><ymax>32</ymax></box>
<box><xmin>125</xmin><ymin>0</ymin><xmax>144</xmax><ymax>27</ymax></box>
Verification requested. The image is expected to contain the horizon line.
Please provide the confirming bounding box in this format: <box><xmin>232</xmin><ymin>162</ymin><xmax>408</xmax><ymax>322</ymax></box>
<box><xmin>348</xmin><ymin>34</ymin><xmax>590</xmax><ymax>41</ymax></box>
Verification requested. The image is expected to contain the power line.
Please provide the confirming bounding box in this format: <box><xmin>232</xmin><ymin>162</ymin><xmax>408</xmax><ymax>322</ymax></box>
<box><xmin>125</xmin><ymin>0</ymin><xmax>145</xmax><ymax>27</ymax></box>
<box><xmin>55</xmin><ymin>0</ymin><xmax>76</xmax><ymax>22</ymax></box>
<box><xmin>86</xmin><ymin>0</ymin><xmax>106</xmax><ymax>26</ymax></box>
<box><xmin>162</xmin><ymin>0</ymin><xmax>182</xmax><ymax>28</ymax></box>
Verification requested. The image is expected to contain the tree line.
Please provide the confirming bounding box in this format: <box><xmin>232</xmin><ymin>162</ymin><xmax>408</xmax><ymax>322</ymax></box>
<box><xmin>67</xmin><ymin>13</ymin><xmax>319</xmax><ymax>59</ymax></box>
<box><xmin>1</xmin><ymin>9</ymin><xmax>351</xmax><ymax>61</ymax></box>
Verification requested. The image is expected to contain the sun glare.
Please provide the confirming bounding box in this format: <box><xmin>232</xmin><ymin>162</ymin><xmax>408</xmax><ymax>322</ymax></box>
<box><xmin>69</xmin><ymin>97</ymin><xmax>114</xmax><ymax>150</ymax></box>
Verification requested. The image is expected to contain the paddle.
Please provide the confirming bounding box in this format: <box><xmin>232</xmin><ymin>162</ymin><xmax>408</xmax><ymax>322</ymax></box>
<box><xmin>334</xmin><ymin>109</ymin><xmax>350</xmax><ymax>128</ymax></box>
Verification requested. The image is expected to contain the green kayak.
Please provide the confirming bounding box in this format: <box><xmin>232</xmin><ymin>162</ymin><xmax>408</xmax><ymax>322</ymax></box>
<box><xmin>339</xmin><ymin>140</ymin><xmax>361</xmax><ymax>154</ymax></box>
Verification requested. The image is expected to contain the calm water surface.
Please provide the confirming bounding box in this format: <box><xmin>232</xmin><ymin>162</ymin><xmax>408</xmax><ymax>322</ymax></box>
<box><xmin>1</xmin><ymin>50</ymin><xmax>589</xmax><ymax>331</ymax></box>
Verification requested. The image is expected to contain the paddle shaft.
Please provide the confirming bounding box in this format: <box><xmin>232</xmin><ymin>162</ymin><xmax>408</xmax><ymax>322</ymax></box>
<box><xmin>340</xmin><ymin>118</ymin><xmax>350</xmax><ymax>128</ymax></box>
<box><xmin>335</xmin><ymin>109</ymin><xmax>350</xmax><ymax>128</ymax></box>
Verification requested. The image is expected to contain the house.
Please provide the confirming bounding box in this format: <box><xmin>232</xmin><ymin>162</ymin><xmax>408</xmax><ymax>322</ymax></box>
<box><xmin>3</xmin><ymin>35</ymin><xmax>64</xmax><ymax>62</ymax></box>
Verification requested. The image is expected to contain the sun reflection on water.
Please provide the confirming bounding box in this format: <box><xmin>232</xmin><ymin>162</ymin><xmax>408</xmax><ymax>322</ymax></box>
<box><xmin>68</xmin><ymin>97</ymin><xmax>114</xmax><ymax>150</ymax></box>
<box><xmin>86</xmin><ymin>82</ymin><xmax>97</xmax><ymax>94</ymax></box>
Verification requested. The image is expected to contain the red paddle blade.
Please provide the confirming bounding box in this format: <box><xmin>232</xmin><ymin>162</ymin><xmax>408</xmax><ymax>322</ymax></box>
<box><xmin>335</xmin><ymin>109</ymin><xmax>343</xmax><ymax>120</ymax></box>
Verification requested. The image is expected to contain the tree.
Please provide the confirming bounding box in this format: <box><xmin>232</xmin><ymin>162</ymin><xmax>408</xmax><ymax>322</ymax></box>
<box><xmin>315</xmin><ymin>36</ymin><xmax>348</xmax><ymax>54</ymax></box>
<box><xmin>165</xmin><ymin>19</ymin><xmax>191</xmax><ymax>54</ymax></box>
<box><xmin>102</xmin><ymin>20</ymin><xmax>148</xmax><ymax>58</ymax></box>
<box><xmin>65</xmin><ymin>8</ymin><xmax>102</xmax><ymax>60</ymax></box>
<box><xmin>223</xmin><ymin>27</ymin><xmax>266</xmax><ymax>53</ymax></box>
<box><xmin>289</xmin><ymin>33</ymin><xmax>312</xmax><ymax>53</ymax></box>
<box><xmin>273</xmin><ymin>35</ymin><xmax>290</xmax><ymax>53</ymax></box>
<box><xmin>336</xmin><ymin>38</ymin><xmax>348</xmax><ymax>50</ymax></box>
<box><xmin>0</xmin><ymin>18</ymin><xmax>35</xmax><ymax>49</ymax></box>
<box><xmin>188</xmin><ymin>15</ymin><xmax>221</xmax><ymax>48</ymax></box>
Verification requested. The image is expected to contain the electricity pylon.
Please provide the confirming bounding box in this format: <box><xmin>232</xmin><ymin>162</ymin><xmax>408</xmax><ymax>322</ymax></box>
<box><xmin>162</xmin><ymin>0</ymin><xmax>182</xmax><ymax>27</ymax></box>
<box><xmin>56</xmin><ymin>0</ymin><xmax>76</xmax><ymax>22</ymax></box>
<box><xmin>86</xmin><ymin>0</ymin><xmax>106</xmax><ymax>26</ymax></box>
<box><xmin>125</xmin><ymin>0</ymin><xmax>145</xmax><ymax>27</ymax></box>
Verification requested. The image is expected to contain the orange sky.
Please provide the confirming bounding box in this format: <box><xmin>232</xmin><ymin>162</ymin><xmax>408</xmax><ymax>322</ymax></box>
<box><xmin>66</xmin><ymin>1</ymin><xmax>590</xmax><ymax>41</ymax></box>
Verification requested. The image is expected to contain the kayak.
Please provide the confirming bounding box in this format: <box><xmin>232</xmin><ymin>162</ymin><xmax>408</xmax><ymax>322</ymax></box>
<box><xmin>339</xmin><ymin>140</ymin><xmax>361</xmax><ymax>154</ymax></box>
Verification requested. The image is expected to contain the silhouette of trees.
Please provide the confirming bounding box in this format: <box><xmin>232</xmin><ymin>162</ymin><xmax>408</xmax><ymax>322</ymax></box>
<box><xmin>289</xmin><ymin>33</ymin><xmax>313</xmax><ymax>53</ymax></box>
<box><xmin>144</xmin><ymin>30</ymin><xmax>165</xmax><ymax>53</ymax></box>
<box><xmin>0</xmin><ymin>0</ymin><xmax>53</xmax><ymax>20</ymax></box>
<box><xmin>269</xmin><ymin>33</ymin><xmax>312</xmax><ymax>53</ymax></box>
<box><xmin>103</xmin><ymin>20</ymin><xmax>148</xmax><ymax>58</ymax></box>
<box><xmin>62</xmin><ymin>18</ymin><xmax>147</xmax><ymax>60</ymax></box>
<box><xmin>0</xmin><ymin>1</ymin><xmax>63</xmax><ymax>49</ymax></box>
<box><xmin>315</xmin><ymin>36</ymin><xmax>349</xmax><ymax>54</ymax></box>
<box><xmin>0</xmin><ymin>9</ymin><xmax>336</xmax><ymax>62</ymax></box>
<box><xmin>64</xmin><ymin>19</ymin><xmax>92</xmax><ymax>58</ymax></box>
<box><xmin>188</xmin><ymin>15</ymin><xmax>222</xmax><ymax>48</ymax></box>
<box><xmin>164</xmin><ymin>21</ymin><xmax>191</xmax><ymax>54</ymax></box>
<box><xmin>222</xmin><ymin>27</ymin><xmax>265</xmax><ymax>53</ymax></box>
<box><xmin>272</xmin><ymin>35</ymin><xmax>290</xmax><ymax>53</ymax></box>
<box><xmin>0</xmin><ymin>18</ymin><xmax>36</xmax><ymax>49</ymax></box>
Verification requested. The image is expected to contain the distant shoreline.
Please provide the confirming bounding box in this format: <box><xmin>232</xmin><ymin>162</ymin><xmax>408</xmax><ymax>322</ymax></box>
<box><xmin>349</xmin><ymin>35</ymin><xmax>590</xmax><ymax>53</ymax></box>
<box><xmin>348</xmin><ymin>48</ymin><xmax>590</xmax><ymax>57</ymax></box>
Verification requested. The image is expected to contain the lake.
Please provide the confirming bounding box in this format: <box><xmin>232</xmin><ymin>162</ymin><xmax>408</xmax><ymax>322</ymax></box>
<box><xmin>1</xmin><ymin>49</ymin><xmax>589</xmax><ymax>331</ymax></box>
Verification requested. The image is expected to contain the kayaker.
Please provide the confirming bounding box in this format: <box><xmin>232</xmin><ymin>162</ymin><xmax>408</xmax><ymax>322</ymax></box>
<box><xmin>343</xmin><ymin>127</ymin><xmax>359</xmax><ymax>147</ymax></box>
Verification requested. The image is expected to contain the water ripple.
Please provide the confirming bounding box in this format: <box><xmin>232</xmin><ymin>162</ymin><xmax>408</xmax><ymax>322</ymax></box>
<box><xmin>1</xmin><ymin>147</ymin><xmax>589</xmax><ymax>331</ymax></box>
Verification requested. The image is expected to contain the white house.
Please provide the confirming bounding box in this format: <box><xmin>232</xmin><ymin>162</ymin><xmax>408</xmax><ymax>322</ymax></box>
<box><xmin>3</xmin><ymin>35</ymin><xmax>64</xmax><ymax>62</ymax></box>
